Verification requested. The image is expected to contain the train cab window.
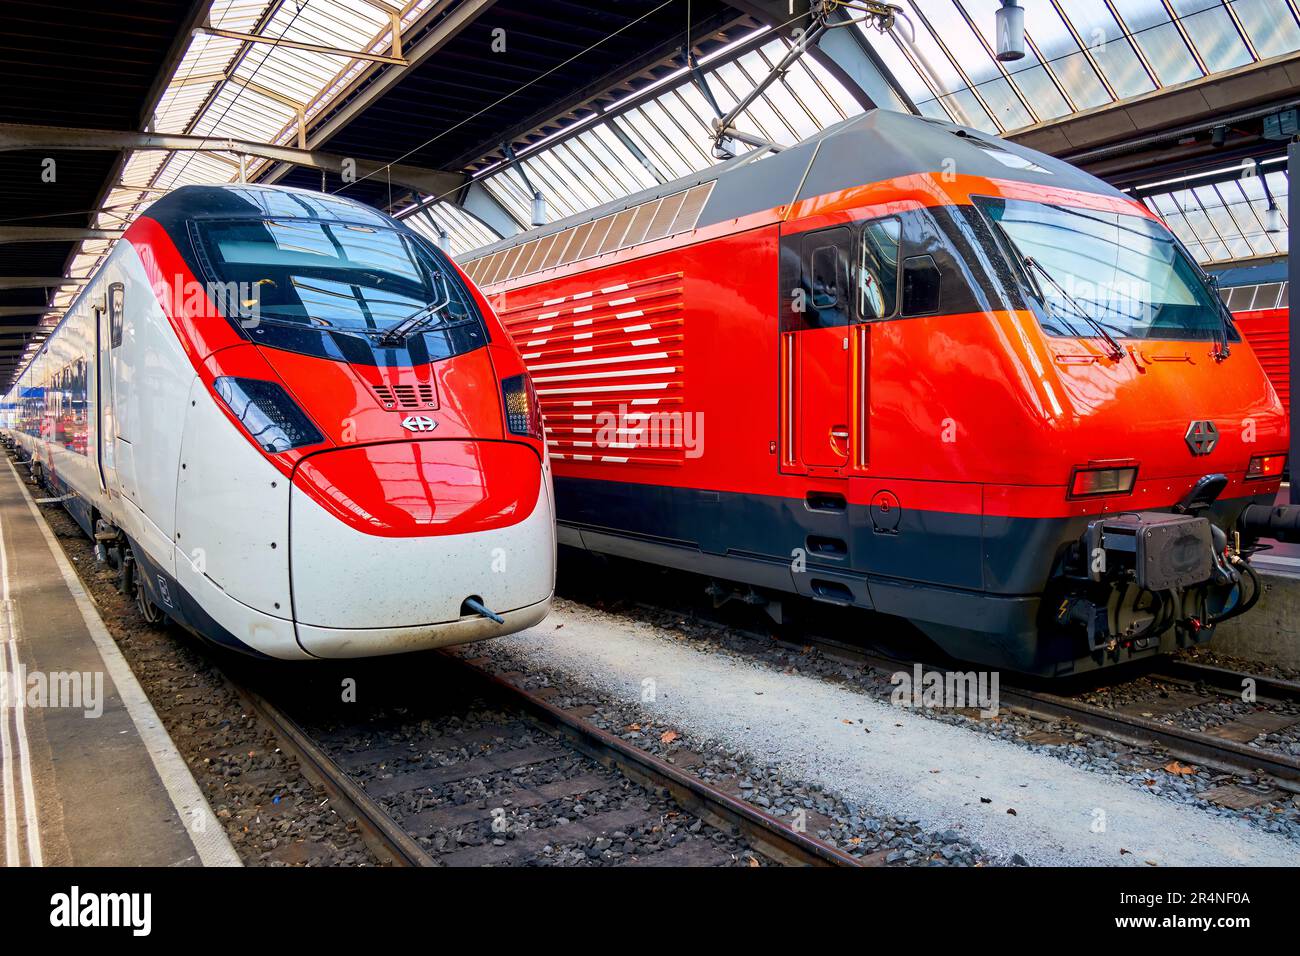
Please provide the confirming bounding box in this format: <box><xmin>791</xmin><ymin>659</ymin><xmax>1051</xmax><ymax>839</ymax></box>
<box><xmin>108</xmin><ymin>283</ymin><xmax>124</xmax><ymax>348</ymax></box>
<box><xmin>780</xmin><ymin>225</ymin><xmax>855</xmax><ymax>331</ymax></box>
<box><xmin>858</xmin><ymin>218</ymin><xmax>901</xmax><ymax>320</ymax></box>
<box><xmin>784</xmin><ymin>226</ymin><xmax>854</xmax><ymax>330</ymax></box>
<box><xmin>808</xmin><ymin>233</ymin><xmax>851</xmax><ymax>327</ymax></box>
<box><xmin>902</xmin><ymin>255</ymin><xmax>941</xmax><ymax>316</ymax></box>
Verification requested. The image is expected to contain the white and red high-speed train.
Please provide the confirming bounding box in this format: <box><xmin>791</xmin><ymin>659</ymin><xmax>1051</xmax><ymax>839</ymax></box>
<box><xmin>1</xmin><ymin>184</ymin><xmax>555</xmax><ymax>659</ymax></box>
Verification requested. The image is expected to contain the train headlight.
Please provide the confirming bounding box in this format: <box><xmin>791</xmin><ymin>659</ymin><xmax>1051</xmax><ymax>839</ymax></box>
<box><xmin>213</xmin><ymin>376</ymin><xmax>325</xmax><ymax>453</ymax></box>
<box><xmin>1069</xmin><ymin>465</ymin><xmax>1138</xmax><ymax>499</ymax></box>
<box><xmin>1246</xmin><ymin>454</ymin><xmax>1286</xmax><ymax>480</ymax></box>
<box><xmin>501</xmin><ymin>373</ymin><xmax>542</xmax><ymax>440</ymax></box>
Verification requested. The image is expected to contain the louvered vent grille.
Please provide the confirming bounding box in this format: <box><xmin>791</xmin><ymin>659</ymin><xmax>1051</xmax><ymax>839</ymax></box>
<box><xmin>498</xmin><ymin>272</ymin><xmax>688</xmax><ymax>467</ymax></box>
<box><xmin>373</xmin><ymin>383</ymin><xmax>436</xmax><ymax>409</ymax></box>
<box><xmin>460</xmin><ymin>181</ymin><xmax>714</xmax><ymax>288</ymax></box>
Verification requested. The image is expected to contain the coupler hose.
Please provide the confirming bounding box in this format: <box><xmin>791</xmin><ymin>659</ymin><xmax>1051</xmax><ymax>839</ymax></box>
<box><xmin>1207</xmin><ymin>557</ymin><xmax>1262</xmax><ymax>626</ymax></box>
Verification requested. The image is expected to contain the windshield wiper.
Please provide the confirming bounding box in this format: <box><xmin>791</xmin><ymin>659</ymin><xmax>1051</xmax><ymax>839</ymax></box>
<box><xmin>376</xmin><ymin>268</ymin><xmax>453</xmax><ymax>346</ymax></box>
<box><xmin>1022</xmin><ymin>256</ymin><xmax>1126</xmax><ymax>361</ymax></box>
<box><xmin>1201</xmin><ymin>271</ymin><xmax>1233</xmax><ymax>362</ymax></box>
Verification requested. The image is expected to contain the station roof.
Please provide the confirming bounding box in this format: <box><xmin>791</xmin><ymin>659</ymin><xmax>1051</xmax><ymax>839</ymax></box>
<box><xmin>2</xmin><ymin>0</ymin><xmax>1297</xmax><ymax>388</ymax></box>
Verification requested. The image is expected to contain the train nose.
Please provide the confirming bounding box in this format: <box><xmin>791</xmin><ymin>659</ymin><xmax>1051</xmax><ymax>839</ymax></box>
<box><xmin>287</xmin><ymin>440</ymin><xmax>554</xmax><ymax>657</ymax></box>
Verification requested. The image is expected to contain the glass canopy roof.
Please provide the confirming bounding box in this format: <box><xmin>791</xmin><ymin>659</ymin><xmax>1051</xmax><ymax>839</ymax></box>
<box><xmin>1134</xmin><ymin>158</ymin><xmax>1289</xmax><ymax>264</ymax></box>
<box><xmin>868</xmin><ymin>0</ymin><xmax>1300</xmax><ymax>134</ymax></box>
<box><xmin>27</xmin><ymin>0</ymin><xmax>1300</xmax><ymax>371</ymax></box>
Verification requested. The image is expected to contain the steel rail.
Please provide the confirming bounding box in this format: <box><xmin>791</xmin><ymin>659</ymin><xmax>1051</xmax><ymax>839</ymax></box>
<box><xmin>230</xmin><ymin>680</ymin><xmax>438</xmax><ymax>868</ymax></box>
<box><xmin>776</xmin><ymin>637</ymin><xmax>1300</xmax><ymax>789</ymax></box>
<box><xmin>1151</xmin><ymin>659</ymin><xmax>1300</xmax><ymax>705</ymax></box>
<box><xmin>445</xmin><ymin>652</ymin><xmax>865</xmax><ymax>867</ymax></box>
<box><xmin>610</xmin><ymin>595</ymin><xmax>1300</xmax><ymax>791</ymax></box>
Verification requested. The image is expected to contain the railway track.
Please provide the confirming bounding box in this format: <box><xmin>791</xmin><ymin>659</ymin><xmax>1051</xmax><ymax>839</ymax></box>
<box><xmin>224</xmin><ymin>652</ymin><xmax>864</xmax><ymax>868</ymax></box>
<box><xmin>570</xmin><ymin>560</ymin><xmax>1300</xmax><ymax>798</ymax></box>
<box><xmin>763</xmin><ymin>633</ymin><xmax>1300</xmax><ymax>792</ymax></box>
<box><xmin>10</xmin><ymin>445</ymin><xmax>864</xmax><ymax>869</ymax></box>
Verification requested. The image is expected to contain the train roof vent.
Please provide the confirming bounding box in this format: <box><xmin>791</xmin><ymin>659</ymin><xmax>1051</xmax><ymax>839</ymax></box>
<box><xmin>599</xmin><ymin>207</ymin><xmax>638</xmax><ymax>255</ymax></box>
<box><xmin>539</xmin><ymin>229</ymin><xmax>571</xmax><ymax>271</ymax></box>
<box><xmin>643</xmin><ymin>190</ymin><xmax>687</xmax><ymax>244</ymax></box>
<box><xmin>373</xmin><ymin>383</ymin><xmax>436</xmax><ymax>410</ymax></box>
<box><xmin>672</xmin><ymin>182</ymin><xmax>714</xmax><ymax>234</ymax></box>
<box><xmin>495</xmin><ymin>244</ymin><xmax>524</xmax><ymax>282</ymax></box>
<box><xmin>621</xmin><ymin>199</ymin><xmax>661</xmax><ymax>247</ymax></box>
<box><xmin>460</xmin><ymin>180</ymin><xmax>714</xmax><ymax>288</ymax></box>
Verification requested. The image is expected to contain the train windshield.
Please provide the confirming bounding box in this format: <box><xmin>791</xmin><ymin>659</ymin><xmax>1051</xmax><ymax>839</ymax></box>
<box><xmin>975</xmin><ymin>196</ymin><xmax>1230</xmax><ymax>343</ymax></box>
<box><xmin>194</xmin><ymin>218</ymin><xmax>477</xmax><ymax>332</ymax></box>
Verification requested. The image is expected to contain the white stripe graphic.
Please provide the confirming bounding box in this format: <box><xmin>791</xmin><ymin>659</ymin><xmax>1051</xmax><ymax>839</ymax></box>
<box><xmin>0</xmin><ymin>503</ymin><xmax>41</xmax><ymax>866</ymax></box>
<box><xmin>0</xmin><ymin>499</ymin><xmax>19</xmax><ymax>866</ymax></box>
<box><xmin>0</xmin><ymin>636</ymin><xmax>17</xmax><ymax>866</ymax></box>
<box><xmin>534</xmin><ymin>365</ymin><xmax>675</xmax><ymax>384</ymax></box>
<box><xmin>530</xmin><ymin>352</ymin><xmax>669</xmax><ymax>372</ymax></box>
<box><xmin>6</xmin><ymin>640</ymin><xmax>39</xmax><ymax>865</ymax></box>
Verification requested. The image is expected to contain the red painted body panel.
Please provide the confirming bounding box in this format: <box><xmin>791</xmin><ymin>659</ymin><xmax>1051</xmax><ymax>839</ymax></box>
<box><xmin>1234</xmin><ymin>307</ymin><xmax>1289</xmax><ymax>415</ymax></box>
<box><xmin>127</xmin><ymin>212</ymin><xmax>543</xmax><ymax>536</ymax></box>
<box><xmin>292</xmin><ymin>440</ymin><xmax>541</xmax><ymax>536</ymax></box>
<box><xmin>484</xmin><ymin>174</ymin><xmax>1286</xmax><ymax>520</ymax></box>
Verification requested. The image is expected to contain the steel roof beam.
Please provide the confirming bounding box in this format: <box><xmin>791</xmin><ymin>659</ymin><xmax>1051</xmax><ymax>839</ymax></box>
<box><xmin>444</xmin><ymin>8</ymin><xmax>750</xmax><ymax>173</ymax></box>
<box><xmin>0</xmin><ymin>308</ymin><xmax>58</xmax><ymax>318</ymax></box>
<box><xmin>193</xmin><ymin>25</ymin><xmax>407</xmax><ymax>66</ymax></box>
<box><xmin>0</xmin><ymin>278</ymin><xmax>83</xmax><ymax>290</ymax></box>
<box><xmin>725</xmin><ymin>0</ymin><xmax>915</xmax><ymax>115</ymax></box>
<box><xmin>1008</xmin><ymin>51</ymin><xmax>1300</xmax><ymax>182</ymax></box>
<box><xmin>260</xmin><ymin>0</ymin><xmax>498</xmax><ymax>190</ymax></box>
<box><xmin>0</xmin><ymin>227</ymin><xmax>124</xmax><ymax>244</ymax></box>
<box><xmin>0</xmin><ymin>124</ymin><xmax>466</xmax><ymax>198</ymax></box>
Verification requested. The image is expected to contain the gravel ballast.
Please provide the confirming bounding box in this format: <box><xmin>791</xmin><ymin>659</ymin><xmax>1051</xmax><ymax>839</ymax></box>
<box><xmin>33</xmin><ymin>492</ymin><xmax>381</xmax><ymax>867</ymax></box>
<box><xmin>476</xmin><ymin>600</ymin><xmax>1300</xmax><ymax>867</ymax></box>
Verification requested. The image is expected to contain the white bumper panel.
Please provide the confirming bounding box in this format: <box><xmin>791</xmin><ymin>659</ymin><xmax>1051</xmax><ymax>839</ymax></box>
<box><xmin>295</xmin><ymin>593</ymin><xmax>552</xmax><ymax>658</ymax></box>
<box><xmin>289</xmin><ymin>470</ymin><xmax>555</xmax><ymax>631</ymax></box>
<box><xmin>173</xmin><ymin>545</ymin><xmax>312</xmax><ymax>660</ymax></box>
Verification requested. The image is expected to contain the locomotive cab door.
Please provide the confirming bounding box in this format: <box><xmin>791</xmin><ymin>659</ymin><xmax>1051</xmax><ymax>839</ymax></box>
<box><xmin>780</xmin><ymin>226</ymin><xmax>853</xmax><ymax>474</ymax></box>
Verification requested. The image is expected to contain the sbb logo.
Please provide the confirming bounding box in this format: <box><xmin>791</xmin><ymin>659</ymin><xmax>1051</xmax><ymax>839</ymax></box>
<box><xmin>401</xmin><ymin>415</ymin><xmax>437</xmax><ymax>432</ymax></box>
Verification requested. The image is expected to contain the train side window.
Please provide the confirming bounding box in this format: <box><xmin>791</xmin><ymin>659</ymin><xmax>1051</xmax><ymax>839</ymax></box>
<box><xmin>806</xmin><ymin>228</ymin><xmax>851</xmax><ymax>328</ymax></box>
<box><xmin>902</xmin><ymin>255</ymin><xmax>941</xmax><ymax>316</ymax></box>
<box><xmin>858</xmin><ymin>217</ymin><xmax>901</xmax><ymax>320</ymax></box>
<box><xmin>108</xmin><ymin>283</ymin><xmax>124</xmax><ymax>348</ymax></box>
<box><xmin>780</xmin><ymin>225</ymin><xmax>852</xmax><ymax>331</ymax></box>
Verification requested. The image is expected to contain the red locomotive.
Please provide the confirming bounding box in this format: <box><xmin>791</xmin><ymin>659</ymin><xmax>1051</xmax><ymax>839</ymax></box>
<box><xmin>461</xmin><ymin>109</ymin><xmax>1294</xmax><ymax>675</ymax></box>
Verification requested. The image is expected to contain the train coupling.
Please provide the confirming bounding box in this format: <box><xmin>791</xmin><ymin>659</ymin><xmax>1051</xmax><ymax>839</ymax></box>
<box><xmin>1084</xmin><ymin>512</ymin><xmax>1217</xmax><ymax>592</ymax></box>
<box><xmin>1238</xmin><ymin>502</ymin><xmax>1300</xmax><ymax>544</ymax></box>
<box><xmin>1054</xmin><ymin>511</ymin><xmax>1243</xmax><ymax>655</ymax></box>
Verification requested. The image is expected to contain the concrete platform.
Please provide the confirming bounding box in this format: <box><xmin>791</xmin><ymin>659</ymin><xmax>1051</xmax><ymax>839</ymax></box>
<box><xmin>1211</xmin><ymin>484</ymin><xmax>1300</xmax><ymax>669</ymax></box>
<box><xmin>1212</xmin><ymin>566</ymin><xmax>1300</xmax><ymax>669</ymax></box>
<box><xmin>0</xmin><ymin>459</ymin><xmax>239</xmax><ymax>867</ymax></box>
